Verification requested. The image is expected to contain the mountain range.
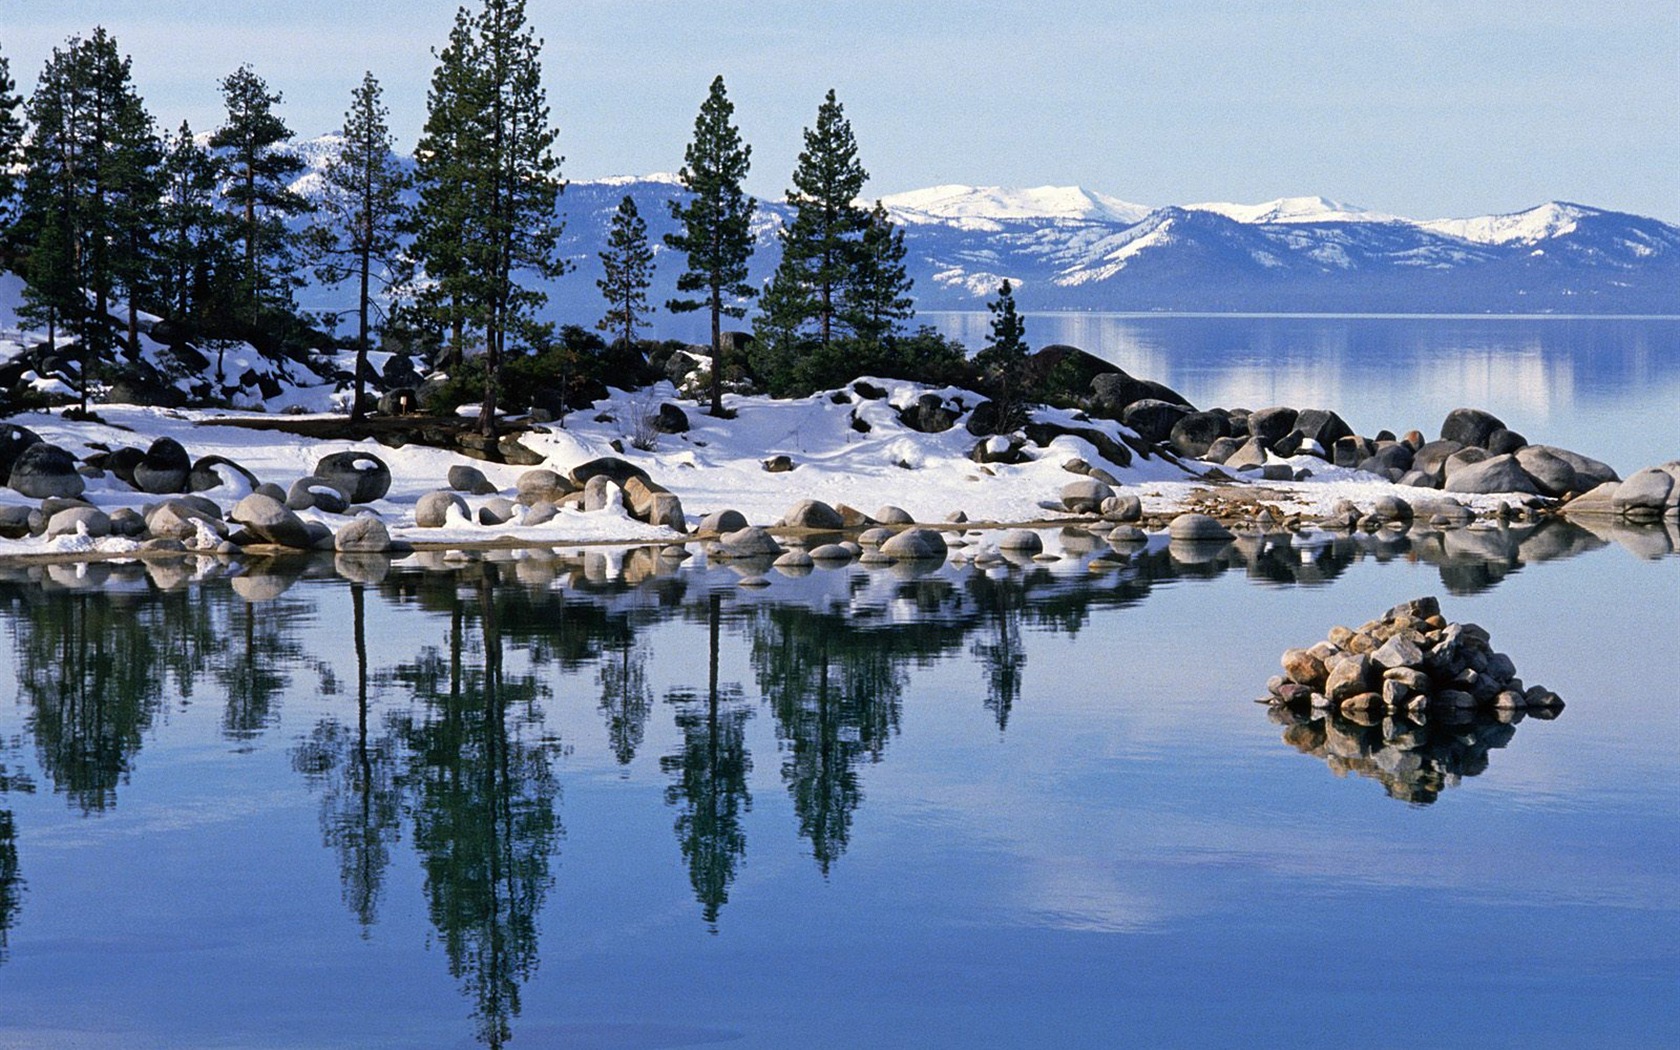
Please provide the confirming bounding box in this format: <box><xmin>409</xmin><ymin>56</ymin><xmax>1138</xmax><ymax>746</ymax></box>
<box><xmin>283</xmin><ymin>138</ymin><xmax>1680</xmax><ymax>322</ymax></box>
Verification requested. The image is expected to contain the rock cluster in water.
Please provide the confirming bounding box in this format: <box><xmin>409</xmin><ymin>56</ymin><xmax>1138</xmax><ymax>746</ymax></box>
<box><xmin>1263</xmin><ymin>596</ymin><xmax>1564</xmax><ymax>720</ymax></box>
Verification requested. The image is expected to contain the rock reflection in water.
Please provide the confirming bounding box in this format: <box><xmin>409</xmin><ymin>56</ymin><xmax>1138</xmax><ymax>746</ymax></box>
<box><xmin>1268</xmin><ymin>705</ymin><xmax>1548</xmax><ymax>806</ymax></box>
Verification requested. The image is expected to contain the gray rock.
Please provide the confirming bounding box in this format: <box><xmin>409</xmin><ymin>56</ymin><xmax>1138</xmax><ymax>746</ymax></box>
<box><xmin>1167</xmin><ymin>513</ymin><xmax>1233</xmax><ymax>541</ymax></box>
<box><xmin>699</xmin><ymin>509</ymin><xmax>750</xmax><ymax>534</ymax></box>
<box><xmin>133</xmin><ymin>437</ymin><xmax>191</xmax><ymax>494</ymax></box>
<box><xmin>1168</xmin><ymin>411</ymin><xmax>1231</xmax><ymax>458</ymax></box>
<box><xmin>568</xmin><ymin>456</ymin><xmax>651</xmax><ymax>489</ymax></box>
<box><xmin>858</xmin><ymin>526</ymin><xmax>895</xmax><ymax>547</ymax></box>
<box><xmin>762</xmin><ymin>455</ymin><xmax>795</xmax><ymax>473</ymax></box>
<box><xmin>1247</xmin><ymin>407</ymin><xmax>1298</xmax><ymax>447</ymax></box>
<box><xmin>415</xmin><ymin>490</ymin><xmax>469</xmax><ymax>528</ymax></box>
<box><xmin>0</xmin><ymin>505</ymin><xmax>32</xmax><ymax>539</ymax></box>
<box><xmin>189</xmin><ymin>455</ymin><xmax>259</xmax><ymax>496</ymax></box>
<box><xmin>583</xmin><ymin>475</ymin><xmax>624</xmax><ymax>513</ymax></box>
<box><xmin>448</xmin><ymin>464</ymin><xmax>498</xmax><ymax>495</ymax></box>
<box><xmin>145</xmin><ymin>499</ymin><xmax>226</xmax><ymax>543</ymax></box>
<box><xmin>1294</xmin><ymin>408</ymin><xmax>1353</xmax><ymax>450</ymax></box>
<box><xmin>1360</xmin><ymin>443</ymin><xmax>1414</xmax><ymax>476</ymax></box>
<box><xmin>1225</xmin><ymin>436</ymin><xmax>1269</xmax><ymax>470</ymax></box>
<box><xmin>900</xmin><ymin>393</ymin><xmax>959</xmax><ymax>434</ymax></box>
<box><xmin>288</xmin><ymin>476</ymin><xmax>350</xmax><ymax>514</ymax></box>
<box><xmin>1397</xmin><ymin>470</ymin><xmax>1438</xmax><ymax>488</ymax></box>
<box><xmin>45</xmin><ymin>506</ymin><xmax>111</xmax><ymax>539</ymax></box>
<box><xmin>516</xmin><ymin>468</ymin><xmax>572</xmax><ymax>505</ymax></box>
<box><xmin>1370</xmin><ymin>495</ymin><xmax>1414</xmax><ymax>524</ymax></box>
<box><xmin>229</xmin><ymin>493</ymin><xmax>313</xmax><ymax>548</ymax></box>
<box><xmin>1441</xmin><ymin>408</ymin><xmax>1507</xmax><ymax>449</ymax></box>
<box><xmin>1326</xmin><ymin>653</ymin><xmax>1376</xmax><ymax>702</ymax></box>
<box><xmin>1443</xmin><ymin>446</ymin><xmax>1492</xmax><ymax>478</ymax></box>
<box><xmin>783</xmin><ymin>499</ymin><xmax>845</xmax><ymax>530</ymax></box>
<box><xmin>1513</xmin><ymin>446</ymin><xmax>1579</xmax><ymax>497</ymax></box>
<box><xmin>1486</xmin><ymin>427</ymin><xmax>1527</xmax><ymax>456</ymax></box>
<box><xmin>478</xmin><ymin>498</ymin><xmax>517</xmax><ymax>525</ymax></box>
<box><xmin>878</xmin><ymin>527</ymin><xmax>948</xmax><ymax>561</ymax></box>
<box><xmin>808</xmin><ymin>543</ymin><xmax>856</xmax><ymax>561</ymax></box>
<box><xmin>1612</xmin><ymin>467</ymin><xmax>1675</xmax><ymax>519</ymax></box>
<box><xmin>1371</xmin><ymin>635</ymin><xmax>1424</xmax><ymax>671</ymax></box>
<box><xmin>998</xmin><ymin>529</ymin><xmax>1044</xmax><ymax>553</ymax></box>
<box><xmin>314</xmin><ymin>451</ymin><xmax>392</xmax><ymax>503</ymax></box>
<box><xmin>0</xmin><ymin>425</ymin><xmax>43</xmax><ymax>486</ymax></box>
<box><xmin>108</xmin><ymin>507</ymin><xmax>147</xmax><ymax>538</ymax></box>
<box><xmin>10</xmin><ymin>444</ymin><xmax>85</xmax><ymax>499</ymax></box>
<box><xmin>522</xmin><ymin>500</ymin><xmax>559</xmax><ymax>526</ymax></box>
<box><xmin>717</xmin><ymin>526</ymin><xmax>784</xmax><ymax>558</ymax></box>
<box><xmin>1121</xmin><ymin>399</ymin><xmax>1194</xmax><ymax>444</ymax></box>
<box><xmin>875</xmin><ymin>505</ymin><xmax>914</xmax><ymax>526</ymax></box>
<box><xmin>1412</xmin><ymin>439</ymin><xmax>1465</xmax><ymax>481</ymax></box>
<box><xmin>653</xmin><ymin>402</ymin><xmax>690</xmax><ymax>434</ymax></box>
<box><xmin>1060</xmin><ymin>478</ymin><xmax>1114</xmax><ymax>513</ymax></box>
<box><xmin>1100</xmin><ymin>493</ymin><xmax>1143</xmax><ymax>522</ymax></box>
<box><xmin>1106</xmin><ymin>525</ymin><xmax>1147</xmax><ymax>544</ymax></box>
<box><xmin>254</xmin><ymin>482</ymin><xmax>287</xmax><ymax>503</ymax></box>
<box><xmin>334</xmin><ymin>515</ymin><xmax>393</xmax><ymax>552</ymax></box>
<box><xmin>773</xmin><ymin>549</ymin><xmax>814</xmax><ymax>570</ymax></box>
<box><xmin>1541</xmin><ymin>446</ymin><xmax>1618</xmax><ymax>488</ymax></box>
<box><xmin>1444</xmin><ymin>454</ymin><xmax>1542</xmax><ymax>496</ymax></box>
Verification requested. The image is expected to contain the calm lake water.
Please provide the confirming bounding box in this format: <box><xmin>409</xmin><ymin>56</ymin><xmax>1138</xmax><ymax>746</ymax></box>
<box><xmin>0</xmin><ymin>316</ymin><xmax>1676</xmax><ymax>1048</ymax></box>
<box><xmin>0</xmin><ymin>520</ymin><xmax>1675</xmax><ymax>1049</ymax></box>
<box><xmin>925</xmin><ymin>313</ymin><xmax>1680</xmax><ymax>473</ymax></box>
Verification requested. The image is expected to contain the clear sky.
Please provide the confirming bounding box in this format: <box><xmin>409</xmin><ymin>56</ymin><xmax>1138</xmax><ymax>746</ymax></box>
<box><xmin>2</xmin><ymin>0</ymin><xmax>1676</xmax><ymax>221</ymax></box>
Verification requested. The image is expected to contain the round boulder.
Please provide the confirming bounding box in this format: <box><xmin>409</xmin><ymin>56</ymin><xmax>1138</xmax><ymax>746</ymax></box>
<box><xmin>1101</xmin><ymin>493</ymin><xmax>1143</xmax><ymax>522</ymax></box>
<box><xmin>1443</xmin><ymin>454</ymin><xmax>1542</xmax><ymax>496</ymax></box>
<box><xmin>568</xmin><ymin>456</ymin><xmax>651</xmax><ymax>490</ymax></box>
<box><xmin>0</xmin><ymin>425</ymin><xmax>43</xmax><ymax>486</ymax></box>
<box><xmin>998</xmin><ymin>529</ymin><xmax>1044</xmax><ymax>553</ymax></box>
<box><xmin>1440</xmin><ymin>408</ymin><xmax>1507</xmax><ymax>450</ymax></box>
<box><xmin>415</xmin><ymin>490</ymin><xmax>469</xmax><ymax>528</ymax></box>
<box><xmin>783</xmin><ymin>499</ymin><xmax>845</xmax><ymax>530</ymax></box>
<box><xmin>334</xmin><ymin>515</ymin><xmax>393</xmax><ymax>553</ymax></box>
<box><xmin>189</xmin><ymin>455</ymin><xmax>259</xmax><ymax>498</ymax></box>
<box><xmin>448</xmin><ymin>464</ymin><xmax>498</xmax><ymax>495</ymax></box>
<box><xmin>1122</xmin><ymin>399</ymin><xmax>1193</xmax><ymax>444</ymax></box>
<box><xmin>1060</xmin><ymin>478</ymin><xmax>1114</xmax><ymax>514</ymax></box>
<box><xmin>699</xmin><ymin>509</ymin><xmax>750</xmax><ymax>534</ymax></box>
<box><xmin>133</xmin><ymin>437</ymin><xmax>192</xmax><ymax>495</ymax></box>
<box><xmin>1167</xmin><ymin>513</ymin><xmax>1234</xmax><ymax>542</ymax></box>
<box><xmin>717</xmin><ymin>526</ymin><xmax>784</xmax><ymax>558</ymax></box>
<box><xmin>45</xmin><ymin>506</ymin><xmax>111</xmax><ymax>540</ymax></box>
<box><xmin>10</xmin><ymin>443</ymin><xmax>84</xmax><ymax>499</ymax></box>
<box><xmin>1168</xmin><ymin>411</ymin><xmax>1232</xmax><ymax>458</ymax></box>
<box><xmin>314</xmin><ymin>452</ymin><xmax>392</xmax><ymax>503</ymax></box>
<box><xmin>878</xmin><ymin>527</ymin><xmax>949</xmax><ymax>561</ymax></box>
<box><xmin>230</xmin><ymin>493</ymin><xmax>313</xmax><ymax>548</ymax></box>
<box><xmin>875</xmin><ymin>505</ymin><xmax>914</xmax><ymax>526</ymax></box>
<box><xmin>653</xmin><ymin>403</ymin><xmax>690</xmax><ymax>434</ymax></box>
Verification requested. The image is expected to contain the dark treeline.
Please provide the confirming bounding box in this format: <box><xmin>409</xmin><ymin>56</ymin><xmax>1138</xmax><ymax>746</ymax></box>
<box><xmin>0</xmin><ymin>2</ymin><xmax>1039</xmax><ymax>435</ymax></box>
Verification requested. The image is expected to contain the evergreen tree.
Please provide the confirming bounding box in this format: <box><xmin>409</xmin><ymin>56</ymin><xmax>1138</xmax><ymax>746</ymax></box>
<box><xmin>0</xmin><ymin>46</ymin><xmax>25</xmax><ymax>244</ymax></box>
<box><xmin>16</xmin><ymin>29</ymin><xmax>160</xmax><ymax>413</ymax></box>
<box><xmin>975</xmin><ymin>279</ymin><xmax>1031</xmax><ymax>429</ymax></box>
<box><xmin>309</xmin><ymin>72</ymin><xmax>412</xmax><ymax>422</ymax></box>
<box><xmin>156</xmin><ymin>120</ymin><xmax>233</xmax><ymax>327</ymax></box>
<box><xmin>666</xmin><ymin>75</ymin><xmax>756</xmax><ymax>417</ymax></box>
<box><xmin>412</xmin><ymin>0</ymin><xmax>566</xmax><ymax>436</ymax></box>
<box><xmin>596</xmin><ymin>195</ymin><xmax>655</xmax><ymax>350</ymax></box>
<box><xmin>845</xmin><ymin>201</ymin><xmax>915</xmax><ymax>345</ymax></box>
<box><xmin>209</xmin><ymin>65</ymin><xmax>310</xmax><ymax>328</ymax></box>
<box><xmin>761</xmin><ymin>90</ymin><xmax>869</xmax><ymax>349</ymax></box>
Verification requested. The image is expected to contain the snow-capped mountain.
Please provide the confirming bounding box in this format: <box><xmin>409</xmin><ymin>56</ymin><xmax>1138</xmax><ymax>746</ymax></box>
<box><xmin>275</xmin><ymin>138</ymin><xmax>1680</xmax><ymax>319</ymax></box>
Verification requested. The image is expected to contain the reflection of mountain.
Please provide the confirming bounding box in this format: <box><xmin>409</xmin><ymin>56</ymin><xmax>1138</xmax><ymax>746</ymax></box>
<box><xmin>1269</xmin><ymin>706</ymin><xmax>1546</xmax><ymax>806</ymax></box>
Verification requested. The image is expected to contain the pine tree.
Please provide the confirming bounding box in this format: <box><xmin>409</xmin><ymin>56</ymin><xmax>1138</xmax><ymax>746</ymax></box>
<box><xmin>596</xmin><ymin>195</ymin><xmax>654</xmax><ymax>350</ymax></box>
<box><xmin>846</xmin><ymin>201</ymin><xmax>915</xmax><ymax>346</ymax></box>
<box><xmin>761</xmin><ymin>90</ymin><xmax>869</xmax><ymax>349</ymax></box>
<box><xmin>17</xmin><ymin>29</ymin><xmax>160</xmax><ymax>413</ymax></box>
<box><xmin>157</xmin><ymin>120</ymin><xmax>231</xmax><ymax>326</ymax></box>
<box><xmin>666</xmin><ymin>75</ymin><xmax>756</xmax><ymax>417</ymax></box>
<box><xmin>309</xmin><ymin>72</ymin><xmax>412</xmax><ymax>422</ymax></box>
<box><xmin>975</xmin><ymin>279</ymin><xmax>1031</xmax><ymax>429</ymax></box>
<box><xmin>209</xmin><ymin>65</ymin><xmax>310</xmax><ymax>328</ymax></box>
<box><xmin>412</xmin><ymin>0</ymin><xmax>565</xmax><ymax>436</ymax></box>
<box><xmin>0</xmin><ymin>46</ymin><xmax>25</xmax><ymax>244</ymax></box>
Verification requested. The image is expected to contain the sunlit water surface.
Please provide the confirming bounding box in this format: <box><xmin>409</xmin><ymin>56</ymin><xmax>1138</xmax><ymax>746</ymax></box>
<box><xmin>0</xmin><ymin>519</ymin><xmax>1674</xmax><ymax>1049</ymax></box>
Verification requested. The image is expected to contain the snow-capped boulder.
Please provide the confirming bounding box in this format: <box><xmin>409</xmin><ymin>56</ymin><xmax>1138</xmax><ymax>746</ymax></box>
<box><xmin>10</xmin><ymin>444</ymin><xmax>84</xmax><ymax>499</ymax></box>
<box><xmin>314</xmin><ymin>451</ymin><xmax>392</xmax><ymax>503</ymax></box>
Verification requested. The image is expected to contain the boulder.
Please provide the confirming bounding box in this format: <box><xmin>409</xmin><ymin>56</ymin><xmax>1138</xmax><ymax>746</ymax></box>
<box><xmin>334</xmin><ymin>515</ymin><xmax>393</xmax><ymax>553</ymax></box>
<box><xmin>415</xmin><ymin>490</ymin><xmax>469</xmax><ymax>528</ymax></box>
<box><xmin>653</xmin><ymin>402</ymin><xmax>690</xmax><ymax>434</ymax></box>
<box><xmin>964</xmin><ymin>400</ymin><xmax>1007</xmax><ymax>437</ymax></box>
<box><xmin>314</xmin><ymin>452</ymin><xmax>392</xmax><ymax>503</ymax></box>
<box><xmin>477</xmin><ymin>498</ymin><xmax>517</xmax><ymax>525</ymax></box>
<box><xmin>567</xmin><ymin>456</ymin><xmax>650</xmax><ymax>490</ymax></box>
<box><xmin>144</xmin><ymin>499</ymin><xmax>225</xmax><ymax>543</ymax></box>
<box><xmin>762</xmin><ymin>455</ymin><xmax>795</xmax><ymax>473</ymax></box>
<box><xmin>699</xmin><ymin>509</ymin><xmax>750</xmax><ymax>534</ymax></box>
<box><xmin>230</xmin><ymin>493</ymin><xmax>313</xmax><ymax>548</ymax></box>
<box><xmin>0</xmin><ymin>425</ymin><xmax>43</xmax><ymax>486</ymax></box>
<box><xmin>1440</xmin><ymin>408</ymin><xmax>1506</xmax><ymax>450</ymax></box>
<box><xmin>45</xmin><ymin>506</ymin><xmax>111</xmax><ymax>540</ymax></box>
<box><xmin>449</xmin><ymin>464</ymin><xmax>498</xmax><ymax>495</ymax></box>
<box><xmin>783</xmin><ymin>499</ymin><xmax>845</xmax><ymax>530</ymax></box>
<box><xmin>1168</xmin><ymin>411</ymin><xmax>1232</xmax><ymax>458</ymax></box>
<box><xmin>998</xmin><ymin>529</ymin><xmax>1044</xmax><ymax>553</ymax></box>
<box><xmin>1203</xmin><ymin>436</ymin><xmax>1240</xmax><ymax>464</ymax></box>
<box><xmin>1359</xmin><ymin>442</ymin><xmax>1414</xmax><ymax>477</ymax></box>
<box><xmin>522</xmin><ymin>501</ymin><xmax>559</xmax><ymax>527</ymax></box>
<box><xmin>716</xmin><ymin>526</ymin><xmax>783</xmax><ymax>558</ymax></box>
<box><xmin>900</xmin><ymin>393</ymin><xmax>959</xmax><ymax>434</ymax></box>
<box><xmin>1540</xmin><ymin>446</ymin><xmax>1618</xmax><ymax>488</ymax></box>
<box><xmin>1486</xmin><ymin>428</ymin><xmax>1527</xmax><ymax>456</ymax></box>
<box><xmin>133</xmin><ymin>437</ymin><xmax>192</xmax><ymax>494</ymax></box>
<box><xmin>0</xmin><ymin>505</ymin><xmax>31</xmax><ymax>539</ymax></box>
<box><xmin>1293</xmin><ymin>409</ymin><xmax>1353</xmax><ymax>450</ymax></box>
<box><xmin>189</xmin><ymin>455</ymin><xmax>259</xmax><ymax>497</ymax></box>
<box><xmin>288</xmin><ymin>477</ymin><xmax>350</xmax><ymax>514</ymax></box>
<box><xmin>1107</xmin><ymin>525</ymin><xmax>1147</xmax><ymax>544</ymax></box>
<box><xmin>1412</xmin><ymin>439</ymin><xmax>1465</xmax><ymax>481</ymax></box>
<box><xmin>1088</xmin><ymin>369</ymin><xmax>1191</xmax><ymax>416</ymax></box>
<box><xmin>1101</xmin><ymin>493</ymin><xmax>1143</xmax><ymax>522</ymax></box>
<box><xmin>875</xmin><ymin>505</ymin><xmax>914</xmax><ymax>526</ymax></box>
<box><xmin>1443</xmin><ymin>454</ymin><xmax>1542</xmax><ymax>496</ymax></box>
<box><xmin>516</xmin><ymin>468</ymin><xmax>573</xmax><ymax>505</ymax></box>
<box><xmin>1121</xmin><ymin>399</ymin><xmax>1193</xmax><ymax>444</ymax></box>
<box><xmin>1370</xmin><ymin>495</ymin><xmax>1414</xmax><ymax>524</ymax></box>
<box><xmin>1021</xmin><ymin>422</ymin><xmax>1133</xmax><ymax>469</ymax></box>
<box><xmin>10</xmin><ymin>443</ymin><xmax>84</xmax><ymax>499</ymax></box>
<box><xmin>878</xmin><ymin>527</ymin><xmax>948</xmax><ymax>561</ymax></box>
<box><xmin>1443</xmin><ymin>446</ymin><xmax>1492</xmax><ymax>478</ymax></box>
<box><xmin>1246</xmin><ymin>407</ymin><xmax>1299</xmax><ymax>448</ymax></box>
<box><xmin>1612</xmin><ymin>467</ymin><xmax>1675</xmax><ymax>519</ymax></box>
<box><xmin>1513</xmin><ymin>446</ymin><xmax>1579</xmax><ymax>497</ymax></box>
<box><xmin>1224</xmin><ymin>436</ymin><xmax>1269</xmax><ymax>471</ymax></box>
<box><xmin>1167</xmin><ymin>513</ymin><xmax>1233</xmax><ymax>542</ymax></box>
<box><xmin>583</xmin><ymin>475</ymin><xmax>625</xmax><ymax>513</ymax></box>
<box><xmin>1326</xmin><ymin>653</ymin><xmax>1376</xmax><ymax>703</ymax></box>
<box><xmin>809</xmin><ymin>543</ymin><xmax>855</xmax><ymax>561</ymax></box>
<box><xmin>1060</xmin><ymin>478</ymin><xmax>1114</xmax><ymax>513</ymax></box>
<box><xmin>1332</xmin><ymin>435</ymin><xmax>1377</xmax><ymax>469</ymax></box>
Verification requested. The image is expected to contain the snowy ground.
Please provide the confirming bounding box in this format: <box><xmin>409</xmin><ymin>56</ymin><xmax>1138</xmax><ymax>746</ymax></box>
<box><xmin>0</xmin><ymin>376</ymin><xmax>1539</xmax><ymax>562</ymax></box>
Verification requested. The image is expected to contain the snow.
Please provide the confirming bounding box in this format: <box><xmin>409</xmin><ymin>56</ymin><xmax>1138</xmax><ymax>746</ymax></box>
<box><xmin>882</xmin><ymin>184</ymin><xmax>1152</xmax><ymax>229</ymax></box>
<box><xmin>1184</xmin><ymin>196</ymin><xmax>1400</xmax><ymax>225</ymax></box>
<box><xmin>1422</xmin><ymin>202</ymin><xmax>1593</xmax><ymax>245</ymax></box>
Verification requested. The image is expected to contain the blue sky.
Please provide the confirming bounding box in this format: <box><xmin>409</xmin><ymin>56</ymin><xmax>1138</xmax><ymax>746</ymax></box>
<box><xmin>2</xmin><ymin>0</ymin><xmax>1676</xmax><ymax>220</ymax></box>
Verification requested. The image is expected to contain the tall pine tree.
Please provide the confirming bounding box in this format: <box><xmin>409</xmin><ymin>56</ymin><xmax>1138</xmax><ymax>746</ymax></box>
<box><xmin>596</xmin><ymin>195</ymin><xmax>654</xmax><ymax>349</ymax></box>
<box><xmin>0</xmin><ymin>46</ymin><xmax>25</xmax><ymax>248</ymax></box>
<box><xmin>760</xmin><ymin>90</ymin><xmax>869</xmax><ymax>350</ymax></box>
<box><xmin>844</xmin><ymin>201</ymin><xmax>914</xmax><ymax>346</ymax></box>
<box><xmin>209</xmin><ymin>65</ymin><xmax>310</xmax><ymax>330</ymax></box>
<box><xmin>309</xmin><ymin>72</ymin><xmax>412</xmax><ymax>422</ymax></box>
<box><xmin>156</xmin><ymin>120</ymin><xmax>232</xmax><ymax>327</ymax></box>
<box><xmin>666</xmin><ymin>75</ymin><xmax>756</xmax><ymax>417</ymax></box>
<box><xmin>412</xmin><ymin>0</ymin><xmax>565</xmax><ymax>436</ymax></box>
<box><xmin>975</xmin><ymin>279</ymin><xmax>1031</xmax><ymax>430</ymax></box>
<box><xmin>17</xmin><ymin>29</ymin><xmax>160</xmax><ymax>413</ymax></box>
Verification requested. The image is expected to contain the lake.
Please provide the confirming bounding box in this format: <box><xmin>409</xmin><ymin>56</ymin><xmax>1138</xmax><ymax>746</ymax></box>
<box><xmin>924</xmin><ymin>312</ymin><xmax>1680</xmax><ymax>474</ymax></box>
<box><xmin>0</xmin><ymin>315</ymin><xmax>1675</xmax><ymax>1049</ymax></box>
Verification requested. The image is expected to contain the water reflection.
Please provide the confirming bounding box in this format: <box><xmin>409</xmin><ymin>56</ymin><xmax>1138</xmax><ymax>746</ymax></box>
<box><xmin>0</xmin><ymin>753</ymin><xmax>30</xmax><ymax>965</ymax></box>
<box><xmin>1269</xmin><ymin>706</ymin><xmax>1549</xmax><ymax>806</ymax></box>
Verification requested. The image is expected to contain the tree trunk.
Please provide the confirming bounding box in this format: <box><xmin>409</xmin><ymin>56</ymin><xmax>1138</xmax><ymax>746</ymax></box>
<box><xmin>709</xmin><ymin>284</ymin><xmax>723</xmax><ymax>417</ymax></box>
<box><xmin>354</xmin><ymin>234</ymin><xmax>370</xmax><ymax>423</ymax></box>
